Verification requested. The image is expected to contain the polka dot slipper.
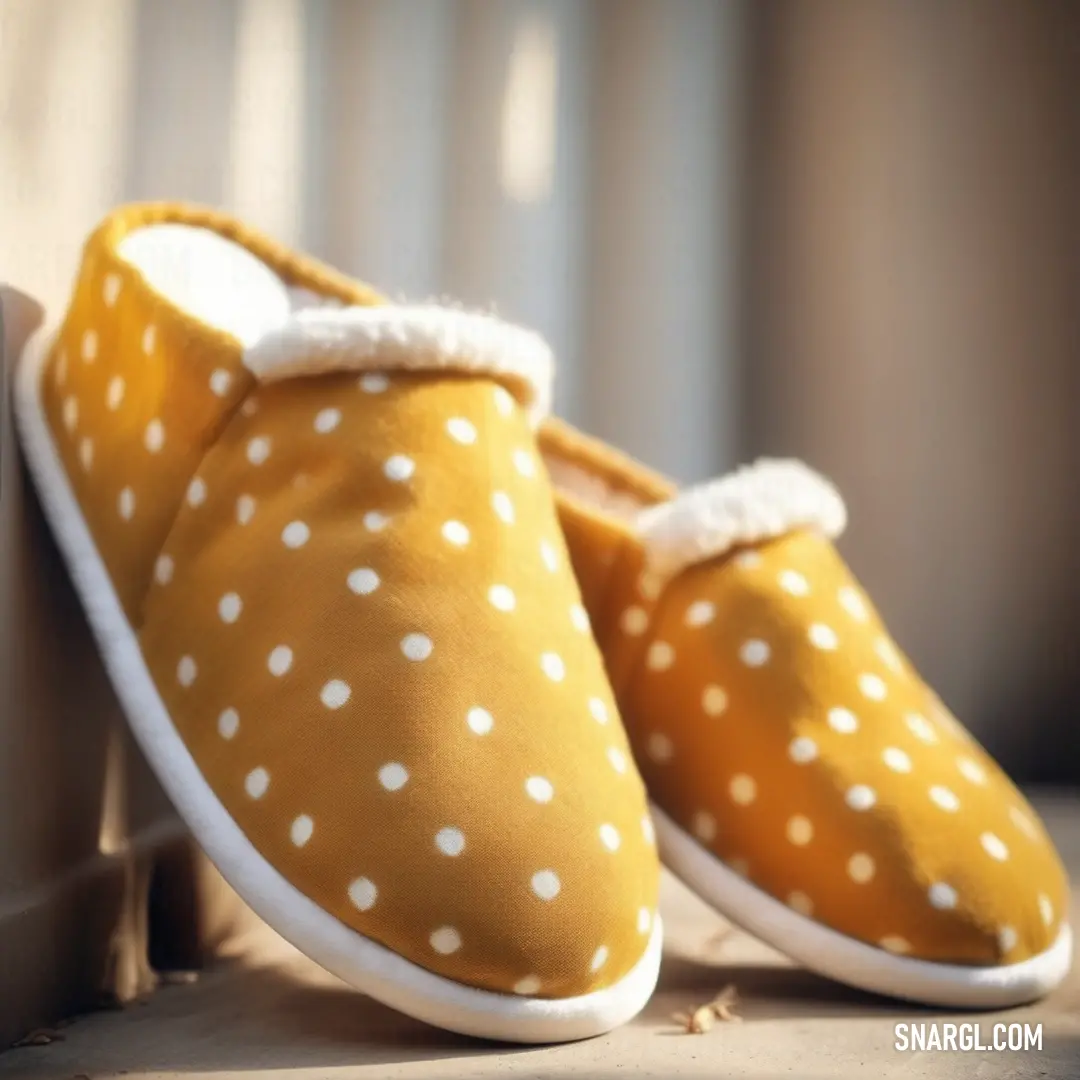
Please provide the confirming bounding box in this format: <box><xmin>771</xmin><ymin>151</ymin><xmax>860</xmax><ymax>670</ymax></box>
<box><xmin>540</xmin><ymin>417</ymin><xmax>1072</xmax><ymax>1009</ymax></box>
<box><xmin>13</xmin><ymin>204</ymin><xmax>661</xmax><ymax>1043</ymax></box>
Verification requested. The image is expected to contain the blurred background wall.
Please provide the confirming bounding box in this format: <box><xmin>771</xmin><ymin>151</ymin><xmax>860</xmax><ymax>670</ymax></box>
<box><xmin>1</xmin><ymin>0</ymin><xmax>1077</xmax><ymax>775</ymax></box>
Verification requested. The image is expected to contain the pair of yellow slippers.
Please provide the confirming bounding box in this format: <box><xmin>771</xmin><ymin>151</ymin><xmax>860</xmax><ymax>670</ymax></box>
<box><xmin>13</xmin><ymin>204</ymin><xmax>1070</xmax><ymax>1042</ymax></box>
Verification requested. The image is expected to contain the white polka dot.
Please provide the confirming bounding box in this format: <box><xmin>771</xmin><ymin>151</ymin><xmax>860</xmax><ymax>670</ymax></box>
<box><xmin>349</xmin><ymin>877</ymin><xmax>377</xmax><ymax>911</ymax></box>
<box><xmin>957</xmin><ymin>757</ymin><xmax>987</xmax><ymax>785</ymax></box>
<box><xmin>384</xmin><ymin>454</ymin><xmax>415</xmax><ymax>482</ymax></box>
<box><xmin>642</xmin><ymin>816</ymin><xmax>655</xmax><ymax>844</ymax></box>
<box><xmin>118</xmin><ymin>487</ymin><xmax>136</xmax><ymax>520</ymax></box>
<box><xmin>828</xmin><ymin>707</ymin><xmax>859</xmax><ymax>734</ymax></box>
<box><xmin>531</xmin><ymin>870</ymin><xmax>560</xmax><ymax>901</ymax></box>
<box><xmin>177</xmin><ymin>655</ymin><xmax>197</xmax><ymax>687</ymax></box>
<box><xmin>882</xmin><ymin>747</ymin><xmax>912</xmax><ymax>773</ymax></box>
<box><xmin>282</xmin><ymin>520</ymin><xmax>311</xmax><ymax>549</ymax></box>
<box><xmin>435</xmin><ymin>827</ymin><xmax>465</xmax><ymax>856</ymax></box>
<box><xmin>685</xmin><ymin>600</ymin><xmax>715</xmax><ymax>627</ymax></box>
<box><xmin>514</xmin><ymin>975</ymin><xmax>541</xmax><ymax>995</ymax></box>
<box><xmin>981</xmin><ymin>832</ymin><xmax>1009</xmax><ymax>861</ymax></box>
<box><xmin>638</xmin><ymin>572</ymin><xmax>662</xmax><ymax>600</ymax></box>
<box><xmin>143</xmin><ymin>418</ymin><xmax>165</xmax><ymax>453</ymax></box>
<box><xmin>848</xmin><ymin>853</ymin><xmax>876</xmax><ymax>883</ymax></box>
<box><xmin>79</xmin><ymin>438</ymin><xmax>94</xmax><ymax>471</ymax></box>
<box><xmin>787</xmin><ymin>891</ymin><xmax>814</xmax><ymax>916</ymax></box>
<box><xmin>402</xmin><ymin>633</ymin><xmax>433</xmax><ymax>661</ymax></box>
<box><xmin>838</xmin><ymin>586</ymin><xmax>869</xmax><ymax>621</ymax></box>
<box><xmin>540</xmin><ymin>540</ymin><xmax>559</xmax><ymax>572</ymax></box>
<box><xmin>513</xmin><ymin>449</ymin><xmax>536</xmax><ymax>477</ymax></box>
<box><xmin>702</xmin><ymin>685</ymin><xmax>728</xmax><ymax>717</ymax></box>
<box><xmin>789</xmin><ymin>736</ymin><xmax>818</xmax><ymax>764</ymax></box>
<box><xmin>588</xmin><ymin>698</ymin><xmax>608</xmax><ymax>724</ymax></box>
<box><xmin>218</xmin><ymin>592</ymin><xmax>242</xmax><ymax>623</ymax></box>
<box><xmin>540</xmin><ymin>652</ymin><xmax>565</xmax><ymax>681</ymax></box>
<box><xmin>692</xmin><ymin>812</ymin><xmax>716</xmax><ymax>842</ymax></box>
<box><xmin>739</xmin><ymin>639</ymin><xmax>771</xmax><ymax>667</ymax></box>
<box><xmin>880</xmin><ymin>935</ymin><xmax>911</xmax><ymax>955</ymax></box>
<box><xmin>155</xmin><ymin>555</ymin><xmax>174</xmax><ymax>585</ymax></box>
<box><xmin>494</xmin><ymin>385</ymin><xmax>515</xmax><ymax>415</ymax></box>
<box><xmin>590</xmin><ymin>946</ymin><xmax>609</xmax><ymax>972</ymax></box>
<box><xmin>247</xmin><ymin>436</ymin><xmax>271</xmax><ymax>465</ymax></box>
<box><xmin>320</xmin><ymin>679</ymin><xmax>350</xmax><ymax>709</ymax></box>
<box><xmin>608</xmin><ymin>747</ymin><xmax>628</xmax><ymax>773</ymax></box>
<box><xmin>347</xmin><ymin>567</ymin><xmax>380</xmax><ymax>595</ymax></box>
<box><xmin>359</xmin><ymin>372</ymin><xmax>389</xmax><ymax>393</ymax></box>
<box><xmin>525</xmin><ymin>776</ymin><xmax>554</xmax><ymax>803</ymax></box>
<box><xmin>875</xmin><ymin>638</ymin><xmax>903</xmax><ymax>673</ymax></box>
<box><xmin>845</xmin><ymin>785</ymin><xmax>877</xmax><ymax>811</ymax></box>
<box><xmin>467</xmin><ymin>707</ymin><xmax>493</xmax><ymax>735</ymax></box>
<box><xmin>858</xmin><ymin>673</ymin><xmax>887</xmax><ymax>701</ymax></box>
<box><xmin>290</xmin><ymin>815</ymin><xmax>314</xmax><ymax>847</ymax></box>
<box><xmin>1039</xmin><ymin>894</ymin><xmax>1054</xmax><ymax>926</ymax></box>
<box><xmin>929</xmin><ymin>785</ymin><xmax>960</xmax><ymax>812</ymax></box>
<box><xmin>103</xmin><ymin>272</ymin><xmax>121</xmax><ymax>306</ymax></box>
<box><xmin>734</xmin><ymin>550</ymin><xmax>761</xmax><ymax>570</ymax></box>
<box><xmin>808</xmin><ymin>623</ymin><xmax>838</xmax><ymax>650</ymax></box>
<box><xmin>106</xmin><ymin>375</ymin><xmax>125</xmax><ymax>411</ymax></box>
<box><xmin>378</xmin><ymin>763</ymin><xmax>409</xmax><ymax>791</ymax></box>
<box><xmin>786</xmin><ymin>815</ymin><xmax>814</xmax><ymax>846</ymax></box>
<box><xmin>186</xmin><ymin>477</ymin><xmax>207</xmax><ymax>507</ymax></box>
<box><xmin>646</xmin><ymin>641</ymin><xmax>675</xmax><ymax>671</ymax></box>
<box><xmin>235</xmin><ymin>494</ymin><xmax>256</xmax><ymax>525</ymax></box>
<box><xmin>268</xmin><ymin>646</ymin><xmax>293</xmax><ymax>676</ymax></box>
<box><xmin>442</xmin><ymin>520</ymin><xmax>470</xmax><ymax>546</ymax></box>
<box><xmin>314</xmin><ymin>407</ymin><xmax>342</xmax><ymax>433</ymax></box>
<box><xmin>638</xmin><ymin>908</ymin><xmax>652</xmax><ymax>933</ymax></box>
<box><xmin>81</xmin><ymin>329</ymin><xmax>98</xmax><ymax>362</ymax></box>
<box><xmin>779</xmin><ymin>570</ymin><xmax>810</xmax><ymax>596</ymax></box>
<box><xmin>729</xmin><ymin>773</ymin><xmax>757</xmax><ymax>805</ymax></box>
<box><xmin>217</xmin><ymin>708</ymin><xmax>239</xmax><ymax>739</ymax></box>
<box><xmin>209</xmin><ymin>368</ymin><xmax>232</xmax><ymax>397</ymax></box>
<box><xmin>1009</xmin><ymin>806</ymin><xmax>1039</xmax><ymax>840</ymax></box>
<box><xmin>245</xmin><ymin>767</ymin><xmax>269</xmax><ymax>799</ymax></box>
<box><xmin>364</xmin><ymin>510</ymin><xmax>389</xmax><ymax>532</ymax></box>
<box><xmin>445</xmin><ymin>416</ymin><xmax>477</xmax><ymax>444</ymax></box>
<box><xmin>620</xmin><ymin>606</ymin><xmax>648</xmax><ymax>635</ymax></box>
<box><xmin>489</xmin><ymin>584</ymin><xmax>516</xmax><ymax>611</ymax></box>
<box><xmin>492</xmin><ymin>490</ymin><xmax>515</xmax><ymax>523</ymax></box>
<box><xmin>998</xmin><ymin>926</ymin><xmax>1018</xmax><ymax>952</ymax></box>
<box><xmin>142</xmin><ymin>325</ymin><xmax>156</xmax><ymax>354</ymax></box>
<box><xmin>928</xmin><ymin>882</ymin><xmax>958</xmax><ymax>910</ymax></box>
<box><xmin>905</xmin><ymin>712</ymin><xmax>937</xmax><ymax>743</ymax></box>
<box><xmin>648</xmin><ymin>732</ymin><xmax>674</xmax><ymax>762</ymax></box>
<box><xmin>61</xmin><ymin>396</ymin><xmax>79</xmax><ymax>433</ymax></box>
<box><xmin>570</xmin><ymin>604</ymin><xmax>590</xmax><ymax>633</ymax></box>
<box><xmin>599</xmin><ymin>824</ymin><xmax>621</xmax><ymax>851</ymax></box>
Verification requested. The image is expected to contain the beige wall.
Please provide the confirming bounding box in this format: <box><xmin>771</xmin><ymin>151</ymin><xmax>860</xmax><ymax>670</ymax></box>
<box><xmin>745</xmin><ymin>0</ymin><xmax>1080</xmax><ymax>782</ymax></box>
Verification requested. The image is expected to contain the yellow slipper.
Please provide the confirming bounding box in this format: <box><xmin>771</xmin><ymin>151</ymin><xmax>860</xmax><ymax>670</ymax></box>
<box><xmin>13</xmin><ymin>204</ymin><xmax>661</xmax><ymax>1042</ymax></box>
<box><xmin>541</xmin><ymin>417</ymin><xmax>1071</xmax><ymax>1009</ymax></box>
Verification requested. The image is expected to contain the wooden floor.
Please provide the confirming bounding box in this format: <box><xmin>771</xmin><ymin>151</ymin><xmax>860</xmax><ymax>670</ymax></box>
<box><xmin>3</xmin><ymin>793</ymin><xmax>1078</xmax><ymax>1080</ymax></box>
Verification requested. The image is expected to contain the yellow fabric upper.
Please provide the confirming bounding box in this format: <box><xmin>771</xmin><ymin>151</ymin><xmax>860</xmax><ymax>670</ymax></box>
<box><xmin>39</xmin><ymin>204</ymin><xmax>659</xmax><ymax>999</ymax></box>
<box><xmin>541</xmin><ymin>418</ymin><xmax>1070</xmax><ymax>968</ymax></box>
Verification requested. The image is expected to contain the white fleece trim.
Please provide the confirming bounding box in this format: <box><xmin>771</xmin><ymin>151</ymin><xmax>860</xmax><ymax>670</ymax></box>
<box><xmin>14</xmin><ymin>332</ymin><xmax>660</xmax><ymax>1044</ymax></box>
<box><xmin>636</xmin><ymin>459</ymin><xmax>847</xmax><ymax>581</ymax></box>
<box><xmin>243</xmin><ymin>305</ymin><xmax>554</xmax><ymax>423</ymax></box>
<box><xmin>653</xmin><ymin>803</ymin><xmax>1073</xmax><ymax>1009</ymax></box>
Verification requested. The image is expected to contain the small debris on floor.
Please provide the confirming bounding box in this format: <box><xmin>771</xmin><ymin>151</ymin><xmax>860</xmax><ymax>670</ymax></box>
<box><xmin>158</xmin><ymin>969</ymin><xmax>200</xmax><ymax>986</ymax></box>
<box><xmin>671</xmin><ymin>985</ymin><xmax>742</xmax><ymax>1034</ymax></box>
<box><xmin>13</xmin><ymin>1027</ymin><xmax>66</xmax><ymax>1047</ymax></box>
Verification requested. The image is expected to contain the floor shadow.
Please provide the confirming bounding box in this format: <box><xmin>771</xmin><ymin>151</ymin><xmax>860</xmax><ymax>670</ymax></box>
<box><xmin>642</xmin><ymin>947</ymin><xmax>945</xmax><ymax>1024</ymax></box>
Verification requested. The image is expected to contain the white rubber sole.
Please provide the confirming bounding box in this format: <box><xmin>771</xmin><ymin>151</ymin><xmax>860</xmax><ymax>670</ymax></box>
<box><xmin>13</xmin><ymin>330</ymin><xmax>663</xmax><ymax>1044</ymax></box>
<box><xmin>652</xmin><ymin>803</ymin><xmax>1072</xmax><ymax>1009</ymax></box>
